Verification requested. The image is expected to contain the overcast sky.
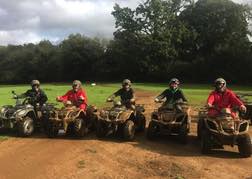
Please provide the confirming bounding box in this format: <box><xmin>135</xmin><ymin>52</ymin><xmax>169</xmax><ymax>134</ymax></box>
<box><xmin>0</xmin><ymin>0</ymin><xmax>251</xmax><ymax>45</ymax></box>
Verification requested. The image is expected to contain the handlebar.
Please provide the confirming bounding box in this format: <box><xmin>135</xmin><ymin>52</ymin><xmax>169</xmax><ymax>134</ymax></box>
<box><xmin>155</xmin><ymin>99</ymin><xmax>188</xmax><ymax>105</ymax></box>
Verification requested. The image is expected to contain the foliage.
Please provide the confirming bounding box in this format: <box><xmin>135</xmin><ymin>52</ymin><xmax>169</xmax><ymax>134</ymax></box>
<box><xmin>0</xmin><ymin>0</ymin><xmax>251</xmax><ymax>83</ymax></box>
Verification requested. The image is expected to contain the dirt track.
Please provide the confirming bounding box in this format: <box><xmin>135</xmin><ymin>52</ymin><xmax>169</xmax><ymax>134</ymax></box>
<box><xmin>0</xmin><ymin>90</ymin><xmax>252</xmax><ymax>179</ymax></box>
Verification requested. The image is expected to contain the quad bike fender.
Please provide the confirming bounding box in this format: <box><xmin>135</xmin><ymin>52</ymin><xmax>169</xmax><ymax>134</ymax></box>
<box><xmin>175</xmin><ymin>113</ymin><xmax>190</xmax><ymax>124</ymax></box>
<box><xmin>1</xmin><ymin>105</ymin><xmax>13</xmax><ymax>110</ymax></box>
<box><xmin>203</xmin><ymin>117</ymin><xmax>250</xmax><ymax>136</ymax></box>
<box><xmin>76</xmin><ymin>109</ymin><xmax>86</xmax><ymax>119</ymax></box>
<box><xmin>15</xmin><ymin>109</ymin><xmax>36</xmax><ymax>121</ymax></box>
<box><xmin>118</xmin><ymin>110</ymin><xmax>134</xmax><ymax>121</ymax></box>
<box><xmin>86</xmin><ymin>105</ymin><xmax>98</xmax><ymax>114</ymax></box>
<box><xmin>63</xmin><ymin>109</ymin><xmax>86</xmax><ymax>131</ymax></box>
<box><xmin>0</xmin><ymin>105</ymin><xmax>14</xmax><ymax>118</ymax></box>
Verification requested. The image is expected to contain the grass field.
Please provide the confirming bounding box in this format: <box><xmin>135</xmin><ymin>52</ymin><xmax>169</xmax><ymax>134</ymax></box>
<box><xmin>0</xmin><ymin>83</ymin><xmax>251</xmax><ymax>107</ymax></box>
<box><xmin>0</xmin><ymin>82</ymin><xmax>251</xmax><ymax>140</ymax></box>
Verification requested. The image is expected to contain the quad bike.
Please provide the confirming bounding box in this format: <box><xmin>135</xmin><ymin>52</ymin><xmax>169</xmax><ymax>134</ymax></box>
<box><xmin>147</xmin><ymin>100</ymin><xmax>190</xmax><ymax>144</ymax></box>
<box><xmin>0</xmin><ymin>91</ymin><xmax>51</xmax><ymax>136</ymax></box>
<box><xmin>43</xmin><ymin>101</ymin><xmax>98</xmax><ymax>138</ymax></box>
<box><xmin>96</xmin><ymin>100</ymin><xmax>146</xmax><ymax>140</ymax></box>
<box><xmin>236</xmin><ymin>93</ymin><xmax>252</xmax><ymax>123</ymax></box>
<box><xmin>197</xmin><ymin>107</ymin><xmax>251</xmax><ymax>157</ymax></box>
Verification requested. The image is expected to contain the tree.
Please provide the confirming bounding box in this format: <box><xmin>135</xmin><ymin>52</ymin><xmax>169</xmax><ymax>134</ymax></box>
<box><xmin>180</xmin><ymin>0</ymin><xmax>252</xmax><ymax>82</ymax></box>
<box><xmin>110</xmin><ymin>0</ymin><xmax>194</xmax><ymax>80</ymax></box>
<box><xmin>59</xmin><ymin>34</ymin><xmax>105</xmax><ymax>81</ymax></box>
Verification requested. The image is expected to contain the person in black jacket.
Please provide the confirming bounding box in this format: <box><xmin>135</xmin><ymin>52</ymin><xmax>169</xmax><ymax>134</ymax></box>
<box><xmin>107</xmin><ymin>79</ymin><xmax>135</xmax><ymax>109</ymax></box>
<box><xmin>155</xmin><ymin>78</ymin><xmax>187</xmax><ymax>112</ymax></box>
<box><xmin>18</xmin><ymin>80</ymin><xmax>48</xmax><ymax>106</ymax></box>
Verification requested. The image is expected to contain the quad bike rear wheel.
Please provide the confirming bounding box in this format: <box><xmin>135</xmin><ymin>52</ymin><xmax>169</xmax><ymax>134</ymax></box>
<box><xmin>123</xmin><ymin>120</ymin><xmax>135</xmax><ymax>140</ymax></box>
<box><xmin>96</xmin><ymin>120</ymin><xmax>107</xmax><ymax>138</ymax></box>
<box><xmin>237</xmin><ymin>134</ymin><xmax>252</xmax><ymax>158</ymax></box>
<box><xmin>46</xmin><ymin>121</ymin><xmax>59</xmax><ymax>138</ymax></box>
<box><xmin>74</xmin><ymin>118</ymin><xmax>88</xmax><ymax>138</ymax></box>
<box><xmin>17</xmin><ymin>116</ymin><xmax>34</xmax><ymax>137</ymax></box>
<box><xmin>135</xmin><ymin>113</ymin><xmax>146</xmax><ymax>132</ymax></box>
<box><xmin>147</xmin><ymin>121</ymin><xmax>159</xmax><ymax>140</ymax></box>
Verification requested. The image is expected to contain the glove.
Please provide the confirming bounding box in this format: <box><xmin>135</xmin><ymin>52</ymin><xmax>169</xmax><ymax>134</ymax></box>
<box><xmin>13</xmin><ymin>95</ymin><xmax>18</xmax><ymax>99</ymax></box>
<box><xmin>206</xmin><ymin>103</ymin><xmax>214</xmax><ymax>108</ymax></box>
<box><xmin>154</xmin><ymin>98</ymin><xmax>160</xmax><ymax>103</ymax></box>
<box><xmin>240</xmin><ymin>105</ymin><xmax>247</xmax><ymax>113</ymax></box>
<box><xmin>56</xmin><ymin>96</ymin><xmax>62</xmax><ymax>102</ymax></box>
<box><xmin>78</xmin><ymin>96</ymin><xmax>84</xmax><ymax>102</ymax></box>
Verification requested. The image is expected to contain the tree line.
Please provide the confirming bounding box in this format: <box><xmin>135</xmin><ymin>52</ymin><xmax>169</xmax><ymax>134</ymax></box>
<box><xmin>0</xmin><ymin>0</ymin><xmax>251</xmax><ymax>84</ymax></box>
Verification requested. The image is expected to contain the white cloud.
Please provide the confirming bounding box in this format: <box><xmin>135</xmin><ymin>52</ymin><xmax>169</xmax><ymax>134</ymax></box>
<box><xmin>0</xmin><ymin>0</ymin><xmax>140</xmax><ymax>45</ymax></box>
<box><xmin>0</xmin><ymin>30</ymin><xmax>42</xmax><ymax>45</ymax></box>
<box><xmin>0</xmin><ymin>0</ymin><xmax>250</xmax><ymax>45</ymax></box>
<box><xmin>233</xmin><ymin>0</ymin><xmax>252</xmax><ymax>4</ymax></box>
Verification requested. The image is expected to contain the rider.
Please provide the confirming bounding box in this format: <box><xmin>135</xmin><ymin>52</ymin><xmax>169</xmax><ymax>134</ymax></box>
<box><xmin>56</xmin><ymin>80</ymin><xmax>88</xmax><ymax>110</ymax></box>
<box><xmin>18</xmin><ymin>80</ymin><xmax>48</xmax><ymax>106</ymax></box>
<box><xmin>154</xmin><ymin>78</ymin><xmax>187</xmax><ymax>112</ymax></box>
<box><xmin>207</xmin><ymin>78</ymin><xmax>246</xmax><ymax>118</ymax></box>
<box><xmin>107</xmin><ymin>79</ymin><xmax>135</xmax><ymax>109</ymax></box>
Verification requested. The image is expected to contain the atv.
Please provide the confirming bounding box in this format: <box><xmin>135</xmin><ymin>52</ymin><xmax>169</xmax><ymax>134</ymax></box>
<box><xmin>197</xmin><ymin>107</ymin><xmax>251</xmax><ymax>157</ymax></box>
<box><xmin>0</xmin><ymin>91</ymin><xmax>50</xmax><ymax>136</ymax></box>
<box><xmin>96</xmin><ymin>100</ymin><xmax>146</xmax><ymax>140</ymax></box>
<box><xmin>236</xmin><ymin>93</ymin><xmax>252</xmax><ymax>123</ymax></box>
<box><xmin>43</xmin><ymin>101</ymin><xmax>97</xmax><ymax>138</ymax></box>
<box><xmin>147</xmin><ymin>100</ymin><xmax>190</xmax><ymax>144</ymax></box>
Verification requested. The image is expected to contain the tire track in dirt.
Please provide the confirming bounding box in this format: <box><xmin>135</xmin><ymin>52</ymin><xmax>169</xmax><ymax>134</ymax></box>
<box><xmin>0</xmin><ymin>90</ymin><xmax>251</xmax><ymax>179</ymax></box>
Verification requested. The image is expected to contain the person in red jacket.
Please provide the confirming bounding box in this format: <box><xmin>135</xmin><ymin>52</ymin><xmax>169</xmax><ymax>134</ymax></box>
<box><xmin>56</xmin><ymin>80</ymin><xmax>88</xmax><ymax>110</ymax></box>
<box><xmin>207</xmin><ymin>78</ymin><xmax>246</xmax><ymax>118</ymax></box>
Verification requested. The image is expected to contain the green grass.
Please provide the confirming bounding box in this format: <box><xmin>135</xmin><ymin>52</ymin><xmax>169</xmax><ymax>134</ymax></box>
<box><xmin>134</xmin><ymin>83</ymin><xmax>252</xmax><ymax>106</ymax></box>
<box><xmin>0</xmin><ymin>82</ymin><xmax>251</xmax><ymax>140</ymax></box>
<box><xmin>0</xmin><ymin>83</ymin><xmax>251</xmax><ymax>107</ymax></box>
<box><xmin>0</xmin><ymin>136</ymin><xmax>8</xmax><ymax>141</ymax></box>
<box><xmin>0</xmin><ymin>83</ymin><xmax>122</xmax><ymax>107</ymax></box>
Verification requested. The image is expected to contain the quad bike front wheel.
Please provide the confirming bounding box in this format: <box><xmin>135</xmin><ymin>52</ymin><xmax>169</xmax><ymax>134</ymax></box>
<box><xmin>237</xmin><ymin>134</ymin><xmax>252</xmax><ymax>158</ymax></box>
<box><xmin>123</xmin><ymin>120</ymin><xmax>135</xmax><ymax>140</ymax></box>
<box><xmin>17</xmin><ymin>116</ymin><xmax>34</xmax><ymax>137</ymax></box>
<box><xmin>197</xmin><ymin>118</ymin><xmax>204</xmax><ymax>140</ymax></box>
<box><xmin>66</xmin><ymin>123</ymin><xmax>75</xmax><ymax>136</ymax></box>
<box><xmin>74</xmin><ymin>118</ymin><xmax>88</xmax><ymax>138</ymax></box>
<box><xmin>147</xmin><ymin>121</ymin><xmax>159</xmax><ymax>140</ymax></box>
<box><xmin>179</xmin><ymin>123</ymin><xmax>188</xmax><ymax>144</ymax></box>
<box><xmin>201</xmin><ymin>129</ymin><xmax>211</xmax><ymax>154</ymax></box>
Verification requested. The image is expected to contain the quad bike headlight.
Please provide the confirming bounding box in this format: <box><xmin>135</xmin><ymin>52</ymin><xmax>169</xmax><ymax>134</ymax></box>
<box><xmin>0</xmin><ymin>108</ymin><xmax>6</xmax><ymax>117</ymax></box>
<box><xmin>0</xmin><ymin>107</ymin><xmax>6</xmax><ymax>114</ymax></box>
